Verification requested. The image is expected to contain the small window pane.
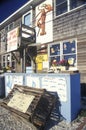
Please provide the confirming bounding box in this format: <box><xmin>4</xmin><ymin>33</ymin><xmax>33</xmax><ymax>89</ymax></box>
<box><xmin>63</xmin><ymin>40</ymin><xmax>76</xmax><ymax>54</ymax></box>
<box><xmin>50</xmin><ymin>56</ymin><xmax>60</xmax><ymax>66</ymax></box>
<box><xmin>7</xmin><ymin>55</ymin><xmax>10</xmax><ymax>61</ymax></box>
<box><xmin>4</xmin><ymin>26</ymin><xmax>8</xmax><ymax>32</ymax></box>
<box><xmin>9</xmin><ymin>23</ymin><xmax>14</xmax><ymax>31</ymax></box>
<box><xmin>70</xmin><ymin>0</ymin><xmax>86</xmax><ymax>9</ymax></box>
<box><xmin>12</xmin><ymin>61</ymin><xmax>15</xmax><ymax>68</ymax></box>
<box><xmin>3</xmin><ymin>63</ymin><xmax>5</xmax><ymax>67</ymax></box>
<box><xmin>56</xmin><ymin>0</ymin><xmax>67</xmax><ymax>5</ymax></box>
<box><xmin>56</xmin><ymin>2</ymin><xmax>67</xmax><ymax>15</ymax></box>
<box><xmin>64</xmin><ymin>54</ymin><xmax>76</xmax><ymax>66</ymax></box>
<box><xmin>12</xmin><ymin>55</ymin><xmax>15</xmax><ymax>60</ymax></box>
<box><xmin>3</xmin><ymin>56</ymin><xmax>5</xmax><ymax>61</ymax></box>
<box><xmin>50</xmin><ymin>44</ymin><xmax>60</xmax><ymax>55</ymax></box>
<box><xmin>24</xmin><ymin>13</ymin><xmax>31</xmax><ymax>26</ymax></box>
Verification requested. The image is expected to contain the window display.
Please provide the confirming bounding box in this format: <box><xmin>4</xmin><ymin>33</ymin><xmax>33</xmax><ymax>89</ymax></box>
<box><xmin>49</xmin><ymin>40</ymin><xmax>77</xmax><ymax>71</ymax></box>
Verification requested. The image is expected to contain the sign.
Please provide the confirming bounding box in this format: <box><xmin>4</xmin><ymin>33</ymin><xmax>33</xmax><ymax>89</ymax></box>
<box><xmin>5</xmin><ymin>75</ymin><xmax>23</xmax><ymax>96</ymax></box>
<box><xmin>7</xmin><ymin>27</ymin><xmax>19</xmax><ymax>52</ymax></box>
<box><xmin>36</xmin><ymin>0</ymin><xmax>53</xmax><ymax>44</ymax></box>
<box><xmin>43</xmin><ymin>61</ymin><xmax>49</xmax><ymax>68</ymax></box>
<box><xmin>36</xmin><ymin>54</ymin><xmax>48</xmax><ymax>71</ymax></box>
<box><xmin>26</xmin><ymin>76</ymin><xmax>40</xmax><ymax>88</ymax></box>
<box><xmin>36</xmin><ymin>54</ymin><xmax>48</xmax><ymax>63</ymax></box>
<box><xmin>8</xmin><ymin>92</ymin><xmax>35</xmax><ymax>113</ymax></box>
<box><xmin>41</xmin><ymin>77</ymin><xmax>67</xmax><ymax>102</ymax></box>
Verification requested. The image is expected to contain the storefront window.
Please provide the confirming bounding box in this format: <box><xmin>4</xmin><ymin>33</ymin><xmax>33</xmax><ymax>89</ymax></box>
<box><xmin>49</xmin><ymin>40</ymin><xmax>77</xmax><ymax>70</ymax></box>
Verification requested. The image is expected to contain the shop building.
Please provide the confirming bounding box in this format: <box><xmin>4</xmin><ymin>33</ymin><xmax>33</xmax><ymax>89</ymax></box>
<box><xmin>0</xmin><ymin>0</ymin><xmax>86</xmax><ymax>84</ymax></box>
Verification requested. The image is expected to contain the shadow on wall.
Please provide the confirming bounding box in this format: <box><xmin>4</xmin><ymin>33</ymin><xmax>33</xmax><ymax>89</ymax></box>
<box><xmin>81</xmin><ymin>83</ymin><xmax>86</xmax><ymax>97</ymax></box>
<box><xmin>44</xmin><ymin>92</ymin><xmax>64</xmax><ymax>130</ymax></box>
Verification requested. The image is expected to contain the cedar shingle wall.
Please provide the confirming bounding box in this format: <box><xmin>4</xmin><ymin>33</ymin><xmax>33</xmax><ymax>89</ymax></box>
<box><xmin>77</xmin><ymin>42</ymin><xmax>86</xmax><ymax>68</ymax></box>
<box><xmin>53</xmin><ymin>6</ymin><xmax>86</xmax><ymax>40</ymax></box>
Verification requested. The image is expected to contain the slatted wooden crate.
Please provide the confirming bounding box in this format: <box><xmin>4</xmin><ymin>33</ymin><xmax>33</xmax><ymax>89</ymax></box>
<box><xmin>0</xmin><ymin>84</ymin><xmax>56</xmax><ymax>128</ymax></box>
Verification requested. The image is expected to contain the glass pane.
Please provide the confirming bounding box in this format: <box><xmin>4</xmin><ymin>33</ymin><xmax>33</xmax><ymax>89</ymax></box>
<box><xmin>12</xmin><ymin>55</ymin><xmax>15</xmax><ymax>60</ymax></box>
<box><xmin>70</xmin><ymin>0</ymin><xmax>86</xmax><ymax>9</ymax></box>
<box><xmin>63</xmin><ymin>40</ymin><xmax>76</xmax><ymax>54</ymax></box>
<box><xmin>24</xmin><ymin>13</ymin><xmax>31</xmax><ymax>26</ymax></box>
<box><xmin>7</xmin><ymin>55</ymin><xmax>10</xmax><ymax>61</ymax></box>
<box><xmin>3</xmin><ymin>56</ymin><xmax>5</xmax><ymax>61</ymax></box>
<box><xmin>64</xmin><ymin>54</ymin><xmax>76</xmax><ymax>66</ymax></box>
<box><xmin>9</xmin><ymin>23</ymin><xmax>14</xmax><ymax>30</ymax></box>
<box><xmin>12</xmin><ymin>61</ymin><xmax>15</xmax><ymax>68</ymax></box>
<box><xmin>50</xmin><ymin>56</ymin><xmax>60</xmax><ymax>66</ymax></box>
<box><xmin>50</xmin><ymin>44</ymin><xmax>60</xmax><ymax>56</ymax></box>
<box><xmin>56</xmin><ymin>1</ymin><xmax>67</xmax><ymax>15</ymax></box>
<box><xmin>3</xmin><ymin>63</ymin><xmax>5</xmax><ymax>67</ymax></box>
<box><xmin>7</xmin><ymin>62</ymin><xmax>10</xmax><ymax>66</ymax></box>
<box><xmin>4</xmin><ymin>26</ymin><xmax>8</xmax><ymax>32</ymax></box>
<box><xmin>56</xmin><ymin>0</ymin><xmax>67</xmax><ymax>5</ymax></box>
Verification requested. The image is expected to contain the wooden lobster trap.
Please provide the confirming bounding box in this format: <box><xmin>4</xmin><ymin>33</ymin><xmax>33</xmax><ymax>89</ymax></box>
<box><xmin>0</xmin><ymin>84</ymin><xmax>56</xmax><ymax>129</ymax></box>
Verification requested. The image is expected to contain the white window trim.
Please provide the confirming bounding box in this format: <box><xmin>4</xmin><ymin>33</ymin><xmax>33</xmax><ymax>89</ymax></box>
<box><xmin>22</xmin><ymin>10</ymin><xmax>33</xmax><ymax>27</ymax></box>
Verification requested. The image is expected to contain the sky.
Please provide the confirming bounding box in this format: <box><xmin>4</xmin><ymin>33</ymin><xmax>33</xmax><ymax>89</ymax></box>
<box><xmin>0</xmin><ymin>0</ymin><xmax>29</xmax><ymax>23</ymax></box>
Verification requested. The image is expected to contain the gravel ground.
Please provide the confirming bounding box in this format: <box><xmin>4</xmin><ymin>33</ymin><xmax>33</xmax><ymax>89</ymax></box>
<box><xmin>44</xmin><ymin>116</ymin><xmax>86</xmax><ymax>130</ymax></box>
<box><xmin>0</xmin><ymin>105</ymin><xmax>37</xmax><ymax>130</ymax></box>
<box><xmin>44</xmin><ymin>97</ymin><xmax>86</xmax><ymax>130</ymax></box>
<box><xmin>0</xmin><ymin>98</ymin><xmax>86</xmax><ymax>130</ymax></box>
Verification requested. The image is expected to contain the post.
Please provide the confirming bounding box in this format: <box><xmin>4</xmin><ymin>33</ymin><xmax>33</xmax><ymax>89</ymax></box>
<box><xmin>21</xmin><ymin>48</ymin><xmax>26</xmax><ymax>73</ymax></box>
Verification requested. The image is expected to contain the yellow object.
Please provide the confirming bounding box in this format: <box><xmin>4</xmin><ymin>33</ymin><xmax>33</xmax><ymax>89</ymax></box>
<box><xmin>36</xmin><ymin>54</ymin><xmax>48</xmax><ymax>71</ymax></box>
<box><xmin>37</xmin><ymin>63</ymin><xmax>43</xmax><ymax>70</ymax></box>
<box><xmin>68</xmin><ymin>58</ymin><xmax>74</xmax><ymax>65</ymax></box>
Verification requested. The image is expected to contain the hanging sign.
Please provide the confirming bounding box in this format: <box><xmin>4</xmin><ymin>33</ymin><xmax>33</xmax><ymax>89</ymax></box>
<box><xmin>7</xmin><ymin>27</ymin><xmax>20</xmax><ymax>52</ymax></box>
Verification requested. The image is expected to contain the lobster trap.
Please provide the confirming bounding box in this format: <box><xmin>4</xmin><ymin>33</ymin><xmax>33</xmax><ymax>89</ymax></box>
<box><xmin>0</xmin><ymin>84</ymin><xmax>56</xmax><ymax>129</ymax></box>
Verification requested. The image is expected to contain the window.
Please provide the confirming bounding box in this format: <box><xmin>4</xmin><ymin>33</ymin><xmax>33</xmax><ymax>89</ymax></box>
<box><xmin>7</xmin><ymin>55</ymin><xmax>10</xmax><ymax>61</ymax></box>
<box><xmin>8</xmin><ymin>22</ymin><xmax>14</xmax><ymax>31</ymax></box>
<box><xmin>24</xmin><ymin>13</ymin><xmax>31</xmax><ymax>26</ymax></box>
<box><xmin>4</xmin><ymin>22</ymin><xmax>14</xmax><ymax>32</ymax></box>
<box><xmin>2</xmin><ymin>55</ymin><xmax>6</xmax><ymax>68</ymax></box>
<box><xmin>22</xmin><ymin>11</ymin><xmax>32</xmax><ymax>27</ymax></box>
<box><xmin>70</xmin><ymin>0</ymin><xmax>86</xmax><ymax>9</ymax></box>
<box><xmin>56</xmin><ymin>0</ymin><xmax>67</xmax><ymax>15</ymax></box>
<box><xmin>1</xmin><ymin>53</ymin><xmax>16</xmax><ymax>69</ymax></box>
<box><xmin>4</xmin><ymin>26</ymin><xmax>8</xmax><ymax>32</ymax></box>
<box><xmin>49</xmin><ymin>40</ymin><xmax>77</xmax><ymax>70</ymax></box>
<box><xmin>55</xmin><ymin>0</ymin><xmax>86</xmax><ymax>16</ymax></box>
<box><xmin>0</xmin><ymin>22</ymin><xmax>14</xmax><ymax>52</ymax></box>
